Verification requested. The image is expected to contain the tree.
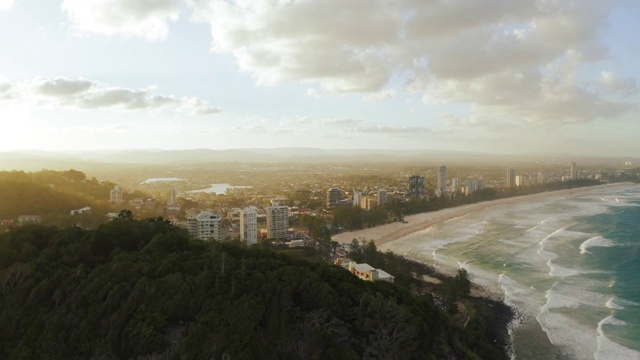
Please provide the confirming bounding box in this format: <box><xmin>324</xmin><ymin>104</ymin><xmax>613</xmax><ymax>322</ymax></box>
<box><xmin>118</xmin><ymin>209</ymin><xmax>133</xmax><ymax>220</ymax></box>
<box><xmin>455</xmin><ymin>268</ymin><xmax>471</xmax><ymax>298</ymax></box>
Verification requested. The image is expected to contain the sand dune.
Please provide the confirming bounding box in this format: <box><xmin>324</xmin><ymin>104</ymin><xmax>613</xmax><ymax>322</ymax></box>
<box><xmin>332</xmin><ymin>183</ymin><xmax>634</xmax><ymax>247</ymax></box>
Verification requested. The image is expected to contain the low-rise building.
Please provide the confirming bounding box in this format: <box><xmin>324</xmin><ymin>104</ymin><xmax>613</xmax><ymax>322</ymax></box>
<box><xmin>18</xmin><ymin>215</ymin><xmax>41</xmax><ymax>225</ymax></box>
<box><xmin>335</xmin><ymin>258</ymin><xmax>395</xmax><ymax>283</ymax></box>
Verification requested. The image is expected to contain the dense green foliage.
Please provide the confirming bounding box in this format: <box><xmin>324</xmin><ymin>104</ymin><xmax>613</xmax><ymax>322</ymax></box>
<box><xmin>0</xmin><ymin>220</ymin><xmax>508</xmax><ymax>359</ymax></box>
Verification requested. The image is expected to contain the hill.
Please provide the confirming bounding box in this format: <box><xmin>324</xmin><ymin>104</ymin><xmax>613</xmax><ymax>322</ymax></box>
<box><xmin>0</xmin><ymin>220</ymin><xmax>509</xmax><ymax>359</ymax></box>
<box><xmin>0</xmin><ymin>170</ymin><xmax>138</xmax><ymax>229</ymax></box>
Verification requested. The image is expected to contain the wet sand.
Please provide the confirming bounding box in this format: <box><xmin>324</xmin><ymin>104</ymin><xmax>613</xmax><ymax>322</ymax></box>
<box><xmin>332</xmin><ymin>183</ymin><xmax>634</xmax><ymax>247</ymax></box>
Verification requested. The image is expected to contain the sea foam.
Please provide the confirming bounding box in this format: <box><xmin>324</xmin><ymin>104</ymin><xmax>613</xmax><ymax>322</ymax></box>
<box><xmin>595</xmin><ymin>316</ymin><xmax>640</xmax><ymax>360</ymax></box>
<box><xmin>580</xmin><ymin>236</ymin><xmax>616</xmax><ymax>254</ymax></box>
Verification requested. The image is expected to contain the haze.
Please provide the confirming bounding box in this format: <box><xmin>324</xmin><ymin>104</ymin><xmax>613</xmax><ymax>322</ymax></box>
<box><xmin>1</xmin><ymin>1</ymin><xmax>639</xmax><ymax>156</ymax></box>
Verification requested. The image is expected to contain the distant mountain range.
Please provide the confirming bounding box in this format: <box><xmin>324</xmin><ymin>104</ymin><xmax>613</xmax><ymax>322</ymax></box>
<box><xmin>0</xmin><ymin>148</ymin><xmax>637</xmax><ymax>170</ymax></box>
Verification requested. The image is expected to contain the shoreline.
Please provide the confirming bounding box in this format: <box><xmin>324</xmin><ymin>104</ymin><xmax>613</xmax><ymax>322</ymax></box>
<box><xmin>334</xmin><ymin>182</ymin><xmax>637</xmax><ymax>358</ymax></box>
<box><xmin>332</xmin><ymin>182</ymin><xmax>636</xmax><ymax>247</ymax></box>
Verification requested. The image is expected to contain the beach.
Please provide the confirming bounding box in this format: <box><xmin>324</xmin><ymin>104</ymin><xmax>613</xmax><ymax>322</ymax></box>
<box><xmin>332</xmin><ymin>183</ymin><xmax>634</xmax><ymax>247</ymax></box>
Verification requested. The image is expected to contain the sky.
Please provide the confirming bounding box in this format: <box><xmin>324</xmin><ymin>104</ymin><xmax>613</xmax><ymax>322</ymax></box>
<box><xmin>0</xmin><ymin>0</ymin><xmax>639</xmax><ymax>155</ymax></box>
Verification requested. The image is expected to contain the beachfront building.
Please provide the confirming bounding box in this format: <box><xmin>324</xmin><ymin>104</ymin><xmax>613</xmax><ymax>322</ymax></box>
<box><xmin>437</xmin><ymin>165</ymin><xmax>447</xmax><ymax>197</ymax></box>
<box><xmin>409</xmin><ymin>175</ymin><xmax>426</xmax><ymax>197</ymax></box>
<box><xmin>377</xmin><ymin>189</ymin><xmax>387</xmax><ymax>205</ymax></box>
<box><xmin>506</xmin><ymin>168</ymin><xmax>516</xmax><ymax>188</ymax></box>
<box><xmin>266</xmin><ymin>205</ymin><xmax>289</xmax><ymax>239</ymax></box>
<box><xmin>240</xmin><ymin>206</ymin><xmax>258</xmax><ymax>246</ymax></box>
<box><xmin>334</xmin><ymin>258</ymin><xmax>395</xmax><ymax>283</ymax></box>
<box><xmin>353</xmin><ymin>190</ymin><xmax>362</xmax><ymax>206</ymax></box>
<box><xmin>570</xmin><ymin>162</ymin><xmax>578</xmax><ymax>180</ymax></box>
<box><xmin>451</xmin><ymin>178</ymin><xmax>461</xmax><ymax>193</ymax></box>
<box><xmin>538</xmin><ymin>171</ymin><xmax>547</xmax><ymax>184</ymax></box>
<box><xmin>360</xmin><ymin>197</ymin><xmax>378</xmax><ymax>211</ymax></box>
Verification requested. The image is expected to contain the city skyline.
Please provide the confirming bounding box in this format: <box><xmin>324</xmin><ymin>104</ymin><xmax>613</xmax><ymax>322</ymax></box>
<box><xmin>1</xmin><ymin>1</ymin><xmax>639</xmax><ymax>156</ymax></box>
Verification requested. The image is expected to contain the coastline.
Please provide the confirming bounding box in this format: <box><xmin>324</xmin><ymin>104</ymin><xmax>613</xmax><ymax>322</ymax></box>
<box><xmin>333</xmin><ymin>182</ymin><xmax>638</xmax><ymax>359</ymax></box>
<box><xmin>332</xmin><ymin>182</ymin><xmax>635</xmax><ymax>247</ymax></box>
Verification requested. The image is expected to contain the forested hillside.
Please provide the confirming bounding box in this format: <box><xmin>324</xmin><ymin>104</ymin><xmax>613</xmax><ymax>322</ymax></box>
<box><xmin>0</xmin><ymin>170</ymin><xmax>117</xmax><ymax>227</ymax></box>
<box><xmin>0</xmin><ymin>220</ymin><xmax>508</xmax><ymax>359</ymax></box>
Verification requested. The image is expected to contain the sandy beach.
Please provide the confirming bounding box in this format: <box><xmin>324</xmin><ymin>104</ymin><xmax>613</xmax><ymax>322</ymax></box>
<box><xmin>332</xmin><ymin>183</ymin><xmax>635</xmax><ymax>246</ymax></box>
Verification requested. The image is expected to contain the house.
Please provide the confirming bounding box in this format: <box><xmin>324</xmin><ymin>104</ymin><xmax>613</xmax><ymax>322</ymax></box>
<box><xmin>334</xmin><ymin>258</ymin><xmax>395</xmax><ymax>283</ymax></box>
<box><xmin>70</xmin><ymin>206</ymin><xmax>92</xmax><ymax>215</ymax></box>
<box><xmin>18</xmin><ymin>215</ymin><xmax>41</xmax><ymax>225</ymax></box>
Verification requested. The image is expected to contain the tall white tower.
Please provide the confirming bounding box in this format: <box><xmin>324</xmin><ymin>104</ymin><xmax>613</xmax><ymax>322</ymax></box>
<box><xmin>240</xmin><ymin>206</ymin><xmax>258</xmax><ymax>246</ymax></box>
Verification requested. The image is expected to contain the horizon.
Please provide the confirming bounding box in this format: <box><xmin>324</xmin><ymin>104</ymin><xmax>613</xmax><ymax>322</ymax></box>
<box><xmin>1</xmin><ymin>1</ymin><xmax>640</xmax><ymax>156</ymax></box>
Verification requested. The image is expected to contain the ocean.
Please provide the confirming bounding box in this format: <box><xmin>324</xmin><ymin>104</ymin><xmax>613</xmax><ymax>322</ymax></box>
<box><xmin>380</xmin><ymin>185</ymin><xmax>640</xmax><ymax>360</ymax></box>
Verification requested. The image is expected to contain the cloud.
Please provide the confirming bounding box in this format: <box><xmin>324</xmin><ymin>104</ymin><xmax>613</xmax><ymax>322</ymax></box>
<box><xmin>349</xmin><ymin>125</ymin><xmax>436</xmax><ymax>136</ymax></box>
<box><xmin>365</xmin><ymin>89</ymin><xmax>397</xmax><ymax>101</ymax></box>
<box><xmin>61</xmin><ymin>0</ymin><xmax>182</xmax><ymax>41</ymax></box>
<box><xmin>184</xmin><ymin>0</ymin><xmax>636</xmax><ymax>124</ymax></box>
<box><xmin>0</xmin><ymin>77</ymin><xmax>14</xmax><ymax>98</ymax></box>
<box><xmin>598</xmin><ymin>71</ymin><xmax>638</xmax><ymax>97</ymax></box>
<box><xmin>0</xmin><ymin>76</ymin><xmax>221</xmax><ymax>115</ymax></box>
<box><xmin>61</xmin><ymin>0</ymin><xmax>638</xmax><ymax>125</ymax></box>
<box><xmin>0</xmin><ymin>0</ymin><xmax>14</xmax><ymax>11</ymax></box>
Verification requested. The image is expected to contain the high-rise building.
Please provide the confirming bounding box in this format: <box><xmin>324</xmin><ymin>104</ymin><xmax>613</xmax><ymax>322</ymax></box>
<box><xmin>477</xmin><ymin>179</ymin><xmax>485</xmax><ymax>190</ymax></box>
<box><xmin>266</xmin><ymin>205</ymin><xmax>289</xmax><ymax>239</ymax></box>
<box><xmin>570</xmin><ymin>162</ymin><xmax>578</xmax><ymax>180</ymax></box>
<box><xmin>240</xmin><ymin>206</ymin><xmax>258</xmax><ymax>246</ymax></box>
<box><xmin>110</xmin><ymin>185</ymin><xmax>124</xmax><ymax>204</ymax></box>
<box><xmin>377</xmin><ymin>189</ymin><xmax>387</xmax><ymax>205</ymax></box>
<box><xmin>537</xmin><ymin>171</ymin><xmax>547</xmax><ymax>184</ymax></box>
<box><xmin>506</xmin><ymin>168</ymin><xmax>516</xmax><ymax>188</ymax></box>
<box><xmin>353</xmin><ymin>191</ymin><xmax>362</xmax><ymax>206</ymax></box>
<box><xmin>515</xmin><ymin>175</ymin><xmax>525</xmax><ymax>187</ymax></box>
<box><xmin>451</xmin><ymin>178</ymin><xmax>461</xmax><ymax>193</ymax></box>
<box><xmin>360</xmin><ymin>197</ymin><xmax>378</xmax><ymax>210</ymax></box>
<box><xmin>409</xmin><ymin>175</ymin><xmax>425</xmax><ymax>197</ymax></box>
<box><xmin>437</xmin><ymin>165</ymin><xmax>447</xmax><ymax>197</ymax></box>
<box><xmin>189</xmin><ymin>211</ymin><xmax>222</xmax><ymax>241</ymax></box>
<box><xmin>326</xmin><ymin>188</ymin><xmax>342</xmax><ymax>209</ymax></box>
<box><xmin>168</xmin><ymin>189</ymin><xmax>177</xmax><ymax>205</ymax></box>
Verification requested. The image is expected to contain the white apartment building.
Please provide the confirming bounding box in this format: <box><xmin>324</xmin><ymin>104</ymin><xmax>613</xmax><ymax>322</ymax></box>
<box><xmin>451</xmin><ymin>178</ymin><xmax>461</xmax><ymax>193</ymax></box>
<box><xmin>353</xmin><ymin>191</ymin><xmax>362</xmax><ymax>206</ymax></box>
<box><xmin>240</xmin><ymin>206</ymin><xmax>258</xmax><ymax>246</ymax></box>
<box><xmin>266</xmin><ymin>205</ymin><xmax>289</xmax><ymax>239</ymax></box>
<box><xmin>188</xmin><ymin>211</ymin><xmax>222</xmax><ymax>241</ymax></box>
<box><xmin>110</xmin><ymin>185</ymin><xmax>124</xmax><ymax>204</ymax></box>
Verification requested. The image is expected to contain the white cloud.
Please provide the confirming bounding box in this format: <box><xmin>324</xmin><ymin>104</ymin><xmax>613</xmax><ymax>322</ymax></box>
<box><xmin>349</xmin><ymin>125</ymin><xmax>436</xmax><ymax>136</ymax></box>
<box><xmin>0</xmin><ymin>0</ymin><xmax>14</xmax><ymax>11</ymax></box>
<box><xmin>60</xmin><ymin>0</ymin><xmax>638</xmax><ymax>126</ymax></box>
<box><xmin>365</xmin><ymin>89</ymin><xmax>397</xmax><ymax>101</ymax></box>
<box><xmin>598</xmin><ymin>71</ymin><xmax>638</xmax><ymax>97</ymax></box>
<box><xmin>61</xmin><ymin>0</ymin><xmax>182</xmax><ymax>41</ymax></box>
<box><xmin>184</xmin><ymin>0</ymin><xmax>635</xmax><ymax>124</ymax></box>
<box><xmin>0</xmin><ymin>76</ymin><xmax>221</xmax><ymax>115</ymax></box>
